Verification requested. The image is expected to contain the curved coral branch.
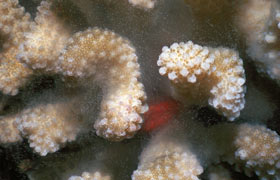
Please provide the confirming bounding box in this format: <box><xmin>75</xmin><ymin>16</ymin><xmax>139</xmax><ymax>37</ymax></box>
<box><xmin>56</xmin><ymin>28</ymin><xmax>147</xmax><ymax>141</ymax></box>
<box><xmin>15</xmin><ymin>101</ymin><xmax>82</xmax><ymax>156</ymax></box>
<box><xmin>157</xmin><ymin>41</ymin><xmax>246</xmax><ymax>120</ymax></box>
<box><xmin>17</xmin><ymin>0</ymin><xmax>71</xmax><ymax>72</ymax></box>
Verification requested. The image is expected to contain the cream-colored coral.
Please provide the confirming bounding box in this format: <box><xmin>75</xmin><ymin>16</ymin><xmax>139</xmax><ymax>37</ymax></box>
<box><xmin>132</xmin><ymin>128</ymin><xmax>203</xmax><ymax>180</ymax></box>
<box><xmin>17</xmin><ymin>1</ymin><xmax>71</xmax><ymax>72</ymax></box>
<box><xmin>56</xmin><ymin>28</ymin><xmax>147</xmax><ymax>141</ymax></box>
<box><xmin>68</xmin><ymin>171</ymin><xmax>111</xmax><ymax>180</ymax></box>
<box><xmin>15</xmin><ymin>101</ymin><xmax>82</xmax><ymax>156</ymax></box>
<box><xmin>210</xmin><ymin>123</ymin><xmax>280</xmax><ymax>179</ymax></box>
<box><xmin>231</xmin><ymin>124</ymin><xmax>280</xmax><ymax>179</ymax></box>
<box><xmin>236</xmin><ymin>0</ymin><xmax>280</xmax><ymax>81</ymax></box>
<box><xmin>0</xmin><ymin>47</ymin><xmax>33</xmax><ymax>95</ymax></box>
<box><xmin>128</xmin><ymin>0</ymin><xmax>156</xmax><ymax>9</ymax></box>
<box><xmin>0</xmin><ymin>114</ymin><xmax>22</xmax><ymax>143</ymax></box>
<box><xmin>0</xmin><ymin>0</ymin><xmax>32</xmax><ymax>48</ymax></box>
<box><xmin>0</xmin><ymin>0</ymin><xmax>33</xmax><ymax>95</ymax></box>
<box><xmin>157</xmin><ymin>41</ymin><xmax>246</xmax><ymax>120</ymax></box>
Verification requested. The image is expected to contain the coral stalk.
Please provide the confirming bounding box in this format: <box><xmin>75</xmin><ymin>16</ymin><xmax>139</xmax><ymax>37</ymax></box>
<box><xmin>56</xmin><ymin>28</ymin><xmax>148</xmax><ymax>141</ymax></box>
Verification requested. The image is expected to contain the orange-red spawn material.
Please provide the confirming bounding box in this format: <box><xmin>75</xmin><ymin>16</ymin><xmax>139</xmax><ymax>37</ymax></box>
<box><xmin>143</xmin><ymin>98</ymin><xmax>181</xmax><ymax>132</ymax></box>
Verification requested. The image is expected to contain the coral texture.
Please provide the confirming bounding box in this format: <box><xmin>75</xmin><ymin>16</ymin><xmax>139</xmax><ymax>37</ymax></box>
<box><xmin>17</xmin><ymin>0</ymin><xmax>70</xmax><ymax>72</ymax></box>
<box><xmin>210</xmin><ymin>123</ymin><xmax>280</xmax><ymax>179</ymax></box>
<box><xmin>236</xmin><ymin>0</ymin><xmax>280</xmax><ymax>81</ymax></box>
<box><xmin>56</xmin><ymin>28</ymin><xmax>148</xmax><ymax>141</ymax></box>
<box><xmin>157</xmin><ymin>41</ymin><xmax>246</xmax><ymax>120</ymax></box>
<box><xmin>0</xmin><ymin>114</ymin><xmax>22</xmax><ymax>143</ymax></box>
<box><xmin>15</xmin><ymin>101</ymin><xmax>82</xmax><ymax>156</ymax></box>
<box><xmin>132</xmin><ymin>127</ymin><xmax>203</xmax><ymax>180</ymax></box>
<box><xmin>68</xmin><ymin>171</ymin><xmax>111</xmax><ymax>180</ymax></box>
<box><xmin>0</xmin><ymin>0</ymin><xmax>33</xmax><ymax>95</ymax></box>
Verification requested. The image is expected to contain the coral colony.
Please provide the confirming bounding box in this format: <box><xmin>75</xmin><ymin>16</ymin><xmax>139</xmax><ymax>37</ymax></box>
<box><xmin>0</xmin><ymin>0</ymin><xmax>280</xmax><ymax>180</ymax></box>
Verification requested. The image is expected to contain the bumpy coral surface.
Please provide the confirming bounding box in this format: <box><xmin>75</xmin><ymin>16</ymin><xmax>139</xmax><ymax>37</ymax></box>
<box><xmin>69</xmin><ymin>171</ymin><xmax>111</xmax><ymax>180</ymax></box>
<box><xmin>157</xmin><ymin>41</ymin><xmax>246</xmax><ymax>120</ymax></box>
<box><xmin>236</xmin><ymin>0</ymin><xmax>280</xmax><ymax>81</ymax></box>
<box><xmin>17</xmin><ymin>1</ymin><xmax>70</xmax><ymax>72</ymax></box>
<box><xmin>231</xmin><ymin>124</ymin><xmax>280</xmax><ymax>179</ymax></box>
<box><xmin>0</xmin><ymin>0</ymin><xmax>33</xmax><ymax>95</ymax></box>
<box><xmin>128</xmin><ymin>0</ymin><xmax>156</xmax><ymax>9</ymax></box>
<box><xmin>56</xmin><ymin>28</ymin><xmax>148</xmax><ymax>141</ymax></box>
<box><xmin>15</xmin><ymin>102</ymin><xmax>82</xmax><ymax>156</ymax></box>
<box><xmin>132</xmin><ymin>128</ymin><xmax>203</xmax><ymax>180</ymax></box>
<box><xmin>0</xmin><ymin>114</ymin><xmax>22</xmax><ymax>143</ymax></box>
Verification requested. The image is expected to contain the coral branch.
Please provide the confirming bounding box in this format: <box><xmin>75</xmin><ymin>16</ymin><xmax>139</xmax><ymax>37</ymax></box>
<box><xmin>211</xmin><ymin>123</ymin><xmax>280</xmax><ymax>179</ymax></box>
<box><xmin>157</xmin><ymin>41</ymin><xmax>246</xmax><ymax>120</ymax></box>
<box><xmin>132</xmin><ymin>127</ymin><xmax>203</xmax><ymax>180</ymax></box>
<box><xmin>0</xmin><ymin>0</ymin><xmax>33</xmax><ymax>95</ymax></box>
<box><xmin>56</xmin><ymin>28</ymin><xmax>147</xmax><ymax>141</ymax></box>
<box><xmin>15</xmin><ymin>101</ymin><xmax>82</xmax><ymax>156</ymax></box>
<box><xmin>236</xmin><ymin>0</ymin><xmax>280</xmax><ymax>81</ymax></box>
<box><xmin>17</xmin><ymin>1</ymin><xmax>71</xmax><ymax>72</ymax></box>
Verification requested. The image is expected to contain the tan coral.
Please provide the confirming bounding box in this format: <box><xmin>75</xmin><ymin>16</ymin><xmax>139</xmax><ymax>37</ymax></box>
<box><xmin>0</xmin><ymin>47</ymin><xmax>33</xmax><ymax>95</ymax></box>
<box><xmin>68</xmin><ymin>171</ymin><xmax>111</xmax><ymax>180</ymax></box>
<box><xmin>0</xmin><ymin>0</ymin><xmax>32</xmax><ymax>48</ymax></box>
<box><xmin>128</xmin><ymin>0</ymin><xmax>156</xmax><ymax>9</ymax></box>
<box><xmin>132</xmin><ymin>127</ymin><xmax>203</xmax><ymax>180</ymax></box>
<box><xmin>231</xmin><ymin>124</ymin><xmax>280</xmax><ymax>179</ymax></box>
<box><xmin>0</xmin><ymin>114</ymin><xmax>22</xmax><ymax>143</ymax></box>
<box><xmin>56</xmin><ymin>28</ymin><xmax>148</xmax><ymax>141</ymax></box>
<box><xmin>15</xmin><ymin>101</ymin><xmax>82</xmax><ymax>156</ymax></box>
<box><xmin>211</xmin><ymin>123</ymin><xmax>280</xmax><ymax>179</ymax></box>
<box><xmin>236</xmin><ymin>0</ymin><xmax>280</xmax><ymax>81</ymax></box>
<box><xmin>0</xmin><ymin>0</ymin><xmax>33</xmax><ymax>95</ymax></box>
<box><xmin>157</xmin><ymin>41</ymin><xmax>246</xmax><ymax>120</ymax></box>
<box><xmin>17</xmin><ymin>1</ymin><xmax>71</xmax><ymax>72</ymax></box>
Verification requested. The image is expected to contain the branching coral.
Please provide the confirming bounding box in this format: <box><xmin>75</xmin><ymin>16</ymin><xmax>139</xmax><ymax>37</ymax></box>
<box><xmin>128</xmin><ymin>0</ymin><xmax>156</xmax><ymax>9</ymax></box>
<box><xmin>17</xmin><ymin>0</ymin><xmax>71</xmax><ymax>72</ymax></box>
<box><xmin>0</xmin><ymin>0</ymin><xmax>33</xmax><ymax>95</ymax></box>
<box><xmin>236</xmin><ymin>0</ymin><xmax>280</xmax><ymax>82</ymax></box>
<box><xmin>55</xmin><ymin>28</ymin><xmax>148</xmax><ymax>141</ymax></box>
<box><xmin>132</xmin><ymin>126</ymin><xmax>203</xmax><ymax>180</ymax></box>
<box><xmin>210</xmin><ymin>123</ymin><xmax>280</xmax><ymax>179</ymax></box>
<box><xmin>15</xmin><ymin>101</ymin><xmax>83</xmax><ymax>156</ymax></box>
<box><xmin>157</xmin><ymin>41</ymin><xmax>246</xmax><ymax>120</ymax></box>
<box><xmin>69</xmin><ymin>171</ymin><xmax>111</xmax><ymax>180</ymax></box>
